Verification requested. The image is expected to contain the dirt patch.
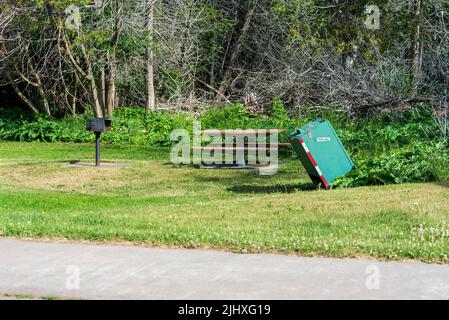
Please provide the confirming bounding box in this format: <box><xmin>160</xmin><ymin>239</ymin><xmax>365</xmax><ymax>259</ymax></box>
<box><xmin>68</xmin><ymin>161</ymin><xmax>127</xmax><ymax>169</ymax></box>
<box><xmin>0</xmin><ymin>162</ymin><xmax>127</xmax><ymax>192</ymax></box>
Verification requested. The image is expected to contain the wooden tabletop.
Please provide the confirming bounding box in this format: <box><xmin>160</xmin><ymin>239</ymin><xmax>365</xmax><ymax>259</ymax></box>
<box><xmin>194</xmin><ymin>129</ymin><xmax>287</xmax><ymax>135</ymax></box>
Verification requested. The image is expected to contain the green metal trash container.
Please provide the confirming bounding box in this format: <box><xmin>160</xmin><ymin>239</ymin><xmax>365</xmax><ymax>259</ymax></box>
<box><xmin>289</xmin><ymin>120</ymin><xmax>354</xmax><ymax>189</ymax></box>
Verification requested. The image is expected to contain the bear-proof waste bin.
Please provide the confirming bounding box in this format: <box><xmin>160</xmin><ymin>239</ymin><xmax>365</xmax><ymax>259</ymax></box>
<box><xmin>289</xmin><ymin>120</ymin><xmax>354</xmax><ymax>189</ymax></box>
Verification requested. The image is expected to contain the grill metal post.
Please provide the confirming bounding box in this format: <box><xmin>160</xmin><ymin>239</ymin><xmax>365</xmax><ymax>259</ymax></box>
<box><xmin>86</xmin><ymin>118</ymin><xmax>112</xmax><ymax>167</ymax></box>
<box><xmin>95</xmin><ymin>132</ymin><xmax>101</xmax><ymax>167</ymax></box>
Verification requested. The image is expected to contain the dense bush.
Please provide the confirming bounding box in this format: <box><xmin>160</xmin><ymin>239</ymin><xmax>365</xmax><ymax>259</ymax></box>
<box><xmin>0</xmin><ymin>107</ymin><xmax>192</xmax><ymax>146</ymax></box>
<box><xmin>0</xmin><ymin>103</ymin><xmax>448</xmax><ymax>186</ymax></box>
<box><xmin>334</xmin><ymin>142</ymin><xmax>449</xmax><ymax>187</ymax></box>
<box><xmin>0</xmin><ymin>103</ymin><xmax>304</xmax><ymax>146</ymax></box>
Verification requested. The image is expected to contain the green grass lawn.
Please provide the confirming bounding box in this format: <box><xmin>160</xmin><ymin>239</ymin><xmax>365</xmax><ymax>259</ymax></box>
<box><xmin>0</xmin><ymin>141</ymin><xmax>448</xmax><ymax>263</ymax></box>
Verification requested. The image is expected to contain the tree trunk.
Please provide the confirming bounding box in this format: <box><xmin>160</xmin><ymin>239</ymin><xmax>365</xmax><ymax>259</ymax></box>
<box><xmin>106</xmin><ymin>53</ymin><xmax>117</xmax><ymax>118</ymax></box>
<box><xmin>29</xmin><ymin>62</ymin><xmax>51</xmax><ymax>117</ymax></box>
<box><xmin>215</xmin><ymin>1</ymin><xmax>256</xmax><ymax>103</ymax></box>
<box><xmin>145</xmin><ymin>0</ymin><xmax>156</xmax><ymax>112</ymax></box>
<box><xmin>105</xmin><ymin>0</ymin><xmax>122</xmax><ymax>118</ymax></box>
<box><xmin>12</xmin><ymin>58</ymin><xmax>51</xmax><ymax>116</ymax></box>
<box><xmin>411</xmin><ymin>0</ymin><xmax>423</xmax><ymax>95</ymax></box>
<box><xmin>99</xmin><ymin>67</ymin><xmax>106</xmax><ymax>114</ymax></box>
<box><xmin>8</xmin><ymin>75</ymin><xmax>39</xmax><ymax>114</ymax></box>
<box><xmin>37</xmin><ymin>86</ymin><xmax>51</xmax><ymax>117</ymax></box>
<box><xmin>62</xmin><ymin>20</ymin><xmax>103</xmax><ymax>118</ymax></box>
<box><xmin>71</xmin><ymin>86</ymin><xmax>77</xmax><ymax>115</ymax></box>
<box><xmin>84</xmin><ymin>49</ymin><xmax>104</xmax><ymax>118</ymax></box>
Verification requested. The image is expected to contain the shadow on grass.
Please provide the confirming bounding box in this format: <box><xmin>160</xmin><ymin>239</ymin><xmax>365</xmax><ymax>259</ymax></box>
<box><xmin>434</xmin><ymin>181</ymin><xmax>449</xmax><ymax>188</ymax></box>
<box><xmin>227</xmin><ymin>183</ymin><xmax>316</xmax><ymax>194</ymax></box>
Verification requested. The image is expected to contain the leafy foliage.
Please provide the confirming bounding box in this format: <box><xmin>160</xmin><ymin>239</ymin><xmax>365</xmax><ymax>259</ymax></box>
<box><xmin>1</xmin><ymin>102</ymin><xmax>448</xmax><ymax>187</ymax></box>
<box><xmin>335</xmin><ymin>142</ymin><xmax>449</xmax><ymax>187</ymax></box>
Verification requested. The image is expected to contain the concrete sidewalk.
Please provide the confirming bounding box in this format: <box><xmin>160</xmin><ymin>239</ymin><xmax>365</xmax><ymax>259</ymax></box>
<box><xmin>0</xmin><ymin>238</ymin><xmax>448</xmax><ymax>300</ymax></box>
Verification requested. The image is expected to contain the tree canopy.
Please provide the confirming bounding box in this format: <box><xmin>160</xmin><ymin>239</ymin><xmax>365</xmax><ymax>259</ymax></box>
<box><xmin>0</xmin><ymin>0</ymin><xmax>448</xmax><ymax>119</ymax></box>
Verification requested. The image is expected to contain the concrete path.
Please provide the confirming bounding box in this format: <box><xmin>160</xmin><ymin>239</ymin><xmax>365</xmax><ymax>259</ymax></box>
<box><xmin>0</xmin><ymin>238</ymin><xmax>448</xmax><ymax>300</ymax></box>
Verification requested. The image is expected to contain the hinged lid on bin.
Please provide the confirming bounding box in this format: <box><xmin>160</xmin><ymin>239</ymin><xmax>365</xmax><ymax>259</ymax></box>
<box><xmin>289</xmin><ymin>119</ymin><xmax>354</xmax><ymax>189</ymax></box>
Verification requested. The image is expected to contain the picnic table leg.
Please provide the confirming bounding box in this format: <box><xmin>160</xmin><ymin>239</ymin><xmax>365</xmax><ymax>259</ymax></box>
<box><xmin>236</xmin><ymin>149</ymin><xmax>246</xmax><ymax>168</ymax></box>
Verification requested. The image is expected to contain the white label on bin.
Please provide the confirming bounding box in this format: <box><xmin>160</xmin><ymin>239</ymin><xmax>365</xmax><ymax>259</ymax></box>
<box><xmin>317</xmin><ymin>137</ymin><xmax>331</xmax><ymax>142</ymax></box>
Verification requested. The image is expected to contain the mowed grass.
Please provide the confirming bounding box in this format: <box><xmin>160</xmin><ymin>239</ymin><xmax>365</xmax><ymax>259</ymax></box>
<box><xmin>0</xmin><ymin>142</ymin><xmax>448</xmax><ymax>263</ymax></box>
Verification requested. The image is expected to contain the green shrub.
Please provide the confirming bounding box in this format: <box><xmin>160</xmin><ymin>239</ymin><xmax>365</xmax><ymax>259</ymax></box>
<box><xmin>198</xmin><ymin>102</ymin><xmax>302</xmax><ymax>143</ymax></box>
<box><xmin>200</xmin><ymin>103</ymin><xmax>251</xmax><ymax>129</ymax></box>
<box><xmin>0</xmin><ymin>108</ymin><xmax>194</xmax><ymax>147</ymax></box>
<box><xmin>334</xmin><ymin>142</ymin><xmax>449</xmax><ymax>187</ymax></box>
<box><xmin>1</xmin><ymin>104</ymin><xmax>447</xmax><ymax>188</ymax></box>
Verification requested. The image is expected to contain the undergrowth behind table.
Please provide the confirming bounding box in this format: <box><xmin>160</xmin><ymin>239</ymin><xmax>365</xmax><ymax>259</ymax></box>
<box><xmin>0</xmin><ymin>103</ymin><xmax>447</xmax><ymax>187</ymax></box>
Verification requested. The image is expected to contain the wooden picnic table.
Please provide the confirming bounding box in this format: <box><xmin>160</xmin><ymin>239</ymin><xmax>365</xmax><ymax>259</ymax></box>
<box><xmin>193</xmin><ymin>129</ymin><xmax>291</xmax><ymax>169</ymax></box>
